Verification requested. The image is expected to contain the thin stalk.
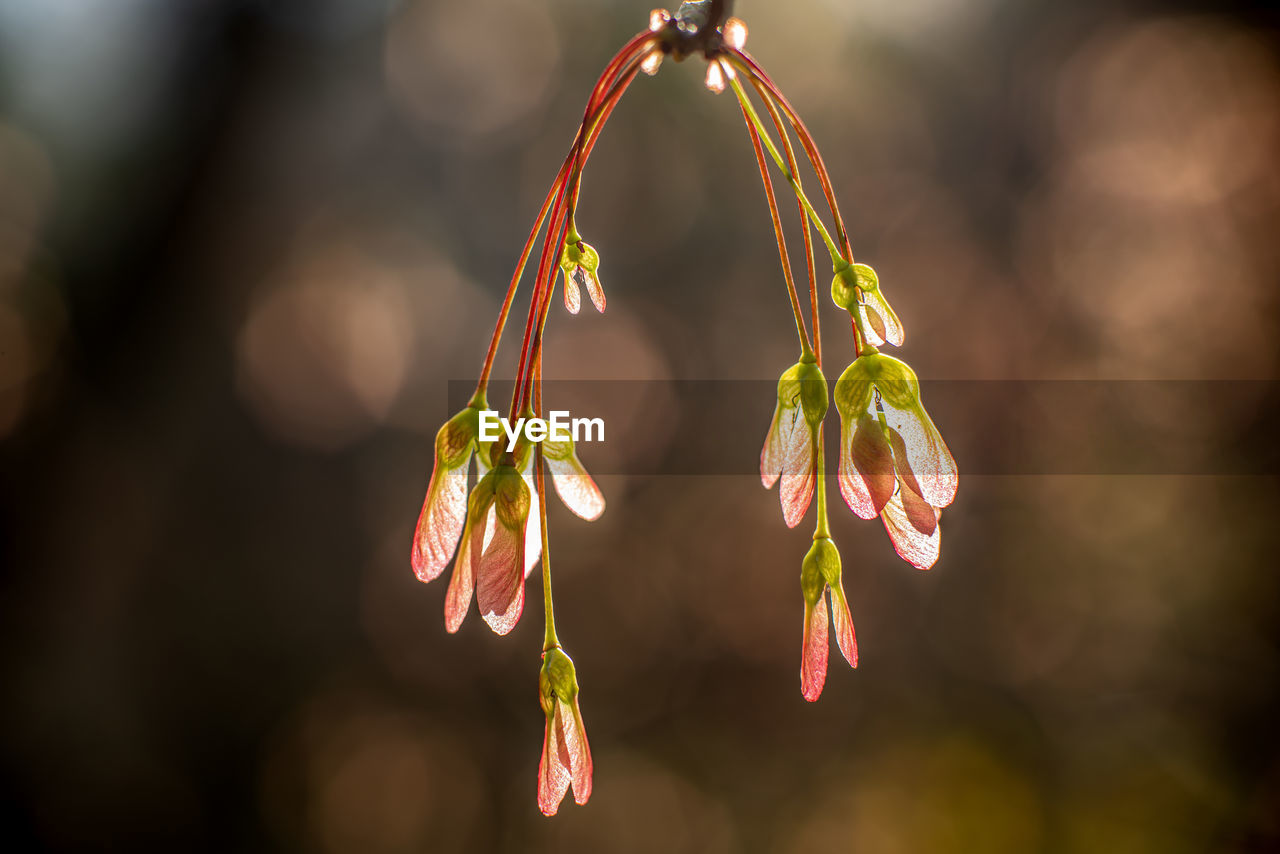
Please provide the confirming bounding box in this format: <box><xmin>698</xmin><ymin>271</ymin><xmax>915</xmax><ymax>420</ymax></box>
<box><xmin>478</xmin><ymin>31</ymin><xmax>656</xmax><ymax>402</ymax></box>
<box><xmin>518</xmin><ymin>58</ymin><xmax>645</xmax><ymax>415</ymax></box>
<box><xmin>566</xmin><ymin>32</ymin><xmax>655</xmax><ymax>225</ymax></box>
<box><xmin>510</xmin><ymin>51</ymin><xmax>646</xmax><ymax>415</ymax></box>
<box><xmin>475</xmin><ymin>164</ymin><xmax>568</xmax><ymax>397</ymax></box>
<box><xmin>752</xmin><ymin>78</ymin><xmax>823</xmax><ymax>368</ymax></box>
<box><xmin>736</xmin><ymin>92</ymin><xmax>812</xmax><ymax>359</ymax></box>
<box><xmin>537</xmin><ymin>450</ymin><xmax>558</xmax><ymax>652</ymax></box>
<box><xmin>533</xmin><ymin>350</ymin><xmax>559</xmax><ymax>652</ymax></box>
<box><xmin>727</xmin><ymin>48</ymin><xmax>854</xmax><ymax>261</ymax></box>
<box><xmin>535</xmin><ymin>452</ymin><xmax>559</xmax><ymax>652</ymax></box>
<box><xmin>723</xmin><ymin>61</ymin><xmax>844</xmax><ymax>270</ymax></box>
<box><xmin>729</xmin><ymin>50</ymin><xmax>864</xmax><ymax>355</ymax></box>
<box><xmin>814</xmin><ymin>433</ymin><xmax>831</xmax><ymax>540</ymax></box>
<box><xmin>565</xmin><ymin>30</ymin><xmax>654</xmax><ymax>221</ymax></box>
<box><xmin>511</xmin><ymin>177</ymin><xmax>569</xmax><ymax>416</ymax></box>
<box><xmin>565</xmin><ymin>45</ymin><xmax>642</xmax><ymax>237</ymax></box>
<box><xmin>805</xmin><ymin>207</ymin><xmax>821</xmax><ymax>366</ymax></box>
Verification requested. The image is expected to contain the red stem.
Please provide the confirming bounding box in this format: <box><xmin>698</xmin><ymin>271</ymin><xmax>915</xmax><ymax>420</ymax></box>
<box><xmin>736</xmin><ymin>92</ymin><xmax>811</xmax><ymax>357</ymax></box>
<box><xmin>730</xmin><ymin>48</ymin><xmax>853</xmax><ymax>260</ymax></box>
<box><xmin>512</xmin><ymin>48</ymin><xmax>649</xmax><ymax>416</ymax></box>
<box><xmin>750</xmin><ymin>75</ymin><xmax>822</xmax><ymax>368</ymax></box>
<box><xmin>519</xmin><ymin>60</ymin><xmax>645</xmax><ymax>415</ymax></box>
<box><xmin>730</xmin><ymin>47</ymin><xmax>859</xmax><ymax>356</ymax></box>
<box><xmin>477</xmin><ymin>31</ymin><xmax>656</xmax><ymax>403</ymax></box>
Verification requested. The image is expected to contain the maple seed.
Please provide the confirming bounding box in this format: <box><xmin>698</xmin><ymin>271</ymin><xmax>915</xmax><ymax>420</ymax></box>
<box><xmin>800</xmin><ymin>537</ymin><xmax>857</xmax><ymax>702</ymax></box>
<box><xmin>538</xmin><ymin>647</ymin><xmax>593</xmax><ymax>816</ymax></box>
<box><xmin>560</xmin><ymin>239</ymin><xmax>606</xmax><ymax>314</ymax></box>
<box><xmin>761</xmin><ymin>359</ymin><xmax>828</xmax><ymax>528</ymax></box>
<box><xmin>410</xmin><ymin>3</ymin><xmax>960</xmax><ymax>817</ymax></box>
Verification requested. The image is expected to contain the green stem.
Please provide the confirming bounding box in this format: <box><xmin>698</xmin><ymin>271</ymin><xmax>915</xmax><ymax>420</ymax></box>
<box><xmin>535</xmin><ymin>444</ymin><xmax>559</xmax><ymax>652</ymax></box>
<box><xmin>735</xmin><ymin>89</ymin><xmax>813</xmax><ymax>360</ymax></box>
<box><xmin>530</xmin><ymin>342</ymin><xmax>560</xmax><ymax>652</ymax></box>
<box><xmin>729</xmin><ymin>48</ymin><xmax>854</xmax><ymax>261</ymax></box>
<box><xmin>724</xmin><ymin>61</ymin><xmax>846</xmax><ymax>272</ymax></box>
<box><xmin>752</xmin><ymin>78</ymin><xmax>822</xmax><ymax>368</ymax></box>
<box><xmin>814</xmin><ymin>432</ymin><xmax>831</xmax><ymax>540</ymax></box>
<box><xmin>730</xmin><ymin>48</ymin><xmax>866</xmax><ymax>355</ymax></box>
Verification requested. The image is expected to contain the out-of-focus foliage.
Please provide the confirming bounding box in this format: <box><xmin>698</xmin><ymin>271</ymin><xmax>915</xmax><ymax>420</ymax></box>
<box><xmin>1</xmin><ymin>0</ymin><xmax>1278</xmax><ymax>851</ymax></box>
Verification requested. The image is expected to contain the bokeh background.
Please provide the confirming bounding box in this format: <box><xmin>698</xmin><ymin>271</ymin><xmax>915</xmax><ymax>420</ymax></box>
<box><xmin>2</xmin><ymin>0</ymin><xmax>1279</xmax><ymax>851</ymax></box>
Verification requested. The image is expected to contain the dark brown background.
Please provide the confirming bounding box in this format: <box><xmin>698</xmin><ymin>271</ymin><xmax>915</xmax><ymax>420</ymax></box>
<box><xmin>2</xmin><ymin>0</ymin><xmax>1279</xmax><ymax>851</ymax></box>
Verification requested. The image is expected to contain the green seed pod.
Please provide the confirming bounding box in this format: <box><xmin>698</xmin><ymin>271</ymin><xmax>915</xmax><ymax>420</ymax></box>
<box><xmin>576</xmin><ymin>241</ymin><xmax>600</xmax><ymax>273</ymax></box>
<box><xmin>542</xmin><ymin>433</ymin><xmax>576</xmax><ymax>462</ymax></box>
<box><xmin>493</xmin><ymin>465</ymin><xmax>531</xmax><ymax>529</ymax></box>
<box><xmin>776</xmin><ymin>363</ymin><xmax>803</xmax><ymax>408</ymax></box>
<box><xmin>808</xmin><ymin>535</ymin><xmax>843</xmax><ymax>590</ymax></box>
<box><xmin>800</xmin><ymin>539</ymin><xmax>827</xmax><ymax>607</ymax></box>
<box><xmin>834</xmin><ymin>359</ymin><xmax>875</xmax><ymax>422</ymax></box>
<box><xmin>467</xmin><ymin>467</ymin><xmax>499</xmax><ymax>521</ymax></box>
<box><xmin>540</xmin><ymin>646</ymin><xmax>580</xmax><ymax>707</ymax></box>
<box><xmin>559</xmin><ymin>242</ymin><xmax>582</xmax><ymax>273</ymax></box>
<box><xmin>794</xmin><ymin>360</ymin><xmax>829</xmax><ymax>429</ymax></box>
<box><xmin>830</xmin><ymin>263</ymin><xmax>879</xmax><ymax>312</ymax></box>
<box><xmin>435</xmin><ymin>405</ymin><xmax>480</xmax><ymax>469</ymax></box>
<box><xmin>509</xmin><ymin>433</ymin><xmax>534</xmax><ymax>471</ymax></box>
<box><xmin>864</xmin><ymin>353</ymin><xmax>921</xmax><ymax>410</ymax></box>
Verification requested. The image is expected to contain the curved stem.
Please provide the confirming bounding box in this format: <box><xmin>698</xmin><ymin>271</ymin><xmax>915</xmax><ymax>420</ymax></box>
<box><xmin>532</xmin><ymin>349</ymin><xmax>559</xmax><ymax>652</ymax></box>
<box><xmin>723</xmin><ymin>61</ymin><xmax>844</xmax><ymax>269</ymax></box>
<box><xmin>728</xmin><ymin>49</ymin><xmax>863</xmax><ymax>355</ymax></box>
<box><xmin>511</xmin><ymin>178</ymin><xmax>570</xmax><ymax>416</ymax></box>
<box><xmin>476</xmin><ymin>164</ymin><xmax>568</xmax><ymax>397</ymax></box>
<box><xmin>727</xmin><ymin>48</ymin><xmax>853</xmax><ymax>261</ymax></box>
<box><xmin>752</xmin><ymin>78</ymin><xmax>822</xmax><ymax>368</ymax></box>
<box><xmin>518</xmin><ymin>57</ymin><xmax>645</xmax><ymax>415</ymax></box>
<box><xmin>736</xmin><ymin>89</ymin><xmax>812</xmax><ymax>359</ymax></box>
<box><xmin>477</xmin><ymin>30</ymin><xmax>656</xmax><ymax>402</ymax></box>
<box><xmin>537</xmin><ymin>452</ymin><xmax>558</xmax><ymax>652</ymax></box>
<box><xmin>564</xmin><ymin>30</ymin><xmax>657</xmax><ymax>248</ymax></box>
<box><xmin>805</xmin><ymin>206</ymin><xmax>821</xmax><ymax>367</ymax></box>
<box><xmin>814</xmin><ymin>433</ymin><xmax>831</xmax><ymax>540</ymax></box>
<box><xmin>510</xmin><ymin>47</ymin><xmax>648</xmax><ymax>416</ymax></box>
<box><xmin>526</xmin><ymin>34</ymin><xmax>651</xmax><ymax>648</ymax></box>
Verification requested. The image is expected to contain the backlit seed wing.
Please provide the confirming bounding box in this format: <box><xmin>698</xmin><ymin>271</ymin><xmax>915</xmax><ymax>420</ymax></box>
<box><xmin>779</xmin><ymin>422</ymin><xmax>816</xmax><ymax>528</ymax></box>
<box><xmin>563</xmin><ymin>271</ymin><xmax>582</xmax><ymax>315</ymax></box>
<box><xmin>443</xmin><ymin>512</ymin><xmax>474</xmax><ymax>633</ymax></box>
<box><xmin>547</xmin><ymin>454</ymin><xmax>606</xmax><ymax>521</ymax></box>
<box><xmin>859</xmin><ymin>289</ymin><xmax>904</xmax><ymax>347</ymax></box>
<box><xmin>801</xmin><ymin>595</ymin><xmax>830</xmax><ymax>702</ymax></box>
<box><xmin>476</xmin><ymin>520</ymin><xmax>525</xmax><ymax>635</ymax></box>
<box><xmin>881</xmin><ymin>492</ymin><xmax>941</xmax><ymax>570</ymax></box>
<box><xmin>760</xmin><ymin>404</ymin><xmax>785</xmax><ymax>489</ymax></box>
<box><xmin>881</xmin><ymin>400</ymin><xmax>957</xmax><ymax>509</ymax></box>
<box><xmin>851</xmin><ymin>412</ymin><xmax>896</xmax><ymax>516</ymax></box>
<box><xmin>887</xmin><ymin>428</ymin><xmax>938</xmax><ymax>536</ymax></box>
<box><xmin>565</xmin><ymin>697</ymin><xmax>593</xmax><ymax>806</ymax></box>
<box><xmin>537</xmin><ymin>706</ymin><xmax>572</xmax><ymax>816</ymax></box>
<box><xmin>577</xmin><ymin>267</ymin><xmax>606</xmax><ymax>313</ymax></box>
<box><xmin>838</xmin><ymin>410</ymin><xmax>878</xmax><ymax>520</ymax></box>
<box><xmin>411</xmin><ymin>462</ymin><xmax>469</xmax><ymax>583</ymax></box>
<box><xmin>829</xmin><ymin>584</ymin><xmax>859</xmax><ymax>669</ymax></box>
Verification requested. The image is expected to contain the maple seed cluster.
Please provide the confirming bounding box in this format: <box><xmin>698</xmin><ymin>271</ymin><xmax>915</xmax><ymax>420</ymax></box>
<box><xmin>411</xmin><ymin>1</ymin><xmax>957</xmax><ymax>815</ymax></box>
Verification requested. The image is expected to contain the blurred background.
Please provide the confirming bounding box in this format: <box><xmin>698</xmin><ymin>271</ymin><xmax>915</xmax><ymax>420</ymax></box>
<box><xmin>2</xmin><ymin>0</ymin><xmax>1279</xmax><ymax>850</ymax></box>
